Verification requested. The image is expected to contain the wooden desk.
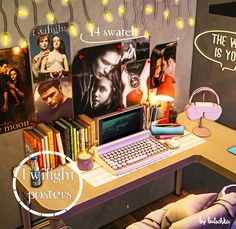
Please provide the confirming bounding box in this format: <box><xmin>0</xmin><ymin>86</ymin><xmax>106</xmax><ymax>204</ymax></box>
<box><xmin>16</xmin><ymin>113</ymin><xmax>236</xmax><ymax>229</ymax></box>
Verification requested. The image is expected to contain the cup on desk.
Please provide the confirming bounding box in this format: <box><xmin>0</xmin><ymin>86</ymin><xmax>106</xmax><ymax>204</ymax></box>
<box><xmin>77</xmin><ymin>153</ymin><xmax>94</xmax><ymax>171</ymax></box>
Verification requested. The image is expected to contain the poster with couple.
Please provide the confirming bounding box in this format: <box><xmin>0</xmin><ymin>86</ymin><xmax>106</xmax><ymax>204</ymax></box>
<box><xmin>0</xmin><ymin>47</ymin><xmax>34</xmax><ymax>134</ymax></box>
<box><xmin>72</xmin><ymin>37</ymin><xmax>150</xmax><ymax>118</ymax></box>
<box><xmin>30</xmin><ymin>23</ymin><xmax>71</xmax><ymax>83</ymax></box>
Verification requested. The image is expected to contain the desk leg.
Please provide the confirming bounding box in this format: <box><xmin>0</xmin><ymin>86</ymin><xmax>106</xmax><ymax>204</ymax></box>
<box><xmin>18</xmin><ymin>189</ymin><xmax>31</xmax><ymax>229</ymax></box>
<box><xmin>175</xmin><ymin>169</ymin><xmax>183</xmax><ymax>195</ymax></box>
<box><xmin>49</xmin><ymin>218</ymin><xmax>61</xmax><ymax>229</ymax></box>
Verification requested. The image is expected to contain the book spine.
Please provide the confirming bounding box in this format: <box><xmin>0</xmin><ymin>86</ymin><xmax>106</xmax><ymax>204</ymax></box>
<box><xmin>47</xmin><ymin>131</ymin><xmax>55</xmax><ymax>169</ymax></box>
<box><xmin>36</xmin><ymin>141</ymin><xmax>44</xmax><ymax>172</ymax></box>
<box><xmin>53</xmin><ymin>133</ymin><xmax>59</xmax><ymax>168</ymax></box>
<box><xmin>90</xmin><ymin>121</ymin><xmax>96</xmax><ymax>146</ymax></box>
<box><xmin>75</xmin><ymin>129</ymin><xmax>79</xmax><ymax>160</ymax></box>
<box><xmin>79</xmin><ymin>128</ymin><xmax>85</xmax><ymax>153</ymax></box>
<box><xmin>44</xmin><ymin>136</ymin><xmax>51</xmax><ymax>171</ymax></box>
<box><xmin>56</xmin><ymin>133</ymin><xmax>66</xmax><ymax>165</ymax></box>
<box><xmin>40</xmin><ymin>138</ymin><xmax>47</xmax><ymax>171</ymax></box>
<box><xmin>72</xmin><ymin>127</ymin><xmax>77</xmax><ymax>161</ymax></box>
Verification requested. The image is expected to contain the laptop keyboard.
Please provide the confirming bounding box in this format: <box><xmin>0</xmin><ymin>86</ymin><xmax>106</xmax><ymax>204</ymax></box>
<box><xmin>95</xmin><ymin>136</ymin><xmax>170</xmax><ymax>175</ymax></box>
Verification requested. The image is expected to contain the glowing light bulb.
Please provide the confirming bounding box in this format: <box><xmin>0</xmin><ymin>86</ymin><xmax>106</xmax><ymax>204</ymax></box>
<box><xmin>13</xmin><ymin>47</ymin><xmax>21</xmax><ymax>55</ymax></box>
<box><xmin>131</xmin><ymin>25</ymin><xmax>139</xmax><ymax>37</ymax></box>
<box><xmin>144</xmin><ymin>30</ymin><xmax>151</xmax><ymax>39</ymax></box>
<box><xmin>102</xmin><ymin>0</ymin><xmax>109</xmax><ymax>5</ymax></box>
<box><xmin>17</xmin><ymin>7</ymin><xmax>29</xmax><ymax>19</ymax></box>
<box><xmin>176</xmin><ymin>17</ymin><xmax>184</xmax><ymax>29</ymax></box>
<box><xmin>86</xmin><ymin>20</ymin><xmax>95</xmax><ymax>32</ymax></box>
<box><xmin>118</xmin><ymin>5</ymin><xmax>126</xmax><ymax>16</ymax></box>
<box><xmin>1</xmin><ymin>33</ymin><xmax>11</xmax><ymax>47</ymax></box>
<box><xmin>104</xmin><ymin>11</ymin><xmax>113</xmax><ymax>22</ymax></box>
<box><xmin>69</xmin><ymin>23</ymin><xmax>78</xmax><ymax>37</ymax></box>
<box><xmin>144</xmin><ymin>4</ymin><xmax>153</xmax><ymax>15</ymax></box>
<box><xmin>61</xmin><ymin>0</ymin><xmax>70</xmax><ymax>5</ymax></box>
<box><xmin>46</xmin><ymin>12</ymin><xmax>55</xmax><ymax>23</ymax></box>
<box><xmin>188</xmin><ymin>16</ymin><xmax>195</xmax><ymax>27</ymax></box>
<box><xmin>174</xmin><ymin>0</ymin><xmax>180</xmax><ymax>5</ymax></box>
<box><xmin>19</xmin><ymin>39</ymin><xmax>28</xmax><ymax>48</ymax></box>
<box><xmin>163</xmin><ymin>9</ymin><xmax>170</xmax><ymax>20</ymax></box>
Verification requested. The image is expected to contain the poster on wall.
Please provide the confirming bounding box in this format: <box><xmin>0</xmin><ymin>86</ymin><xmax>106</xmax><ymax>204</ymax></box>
<box><xmin>72</xmin><ymin>37</ymin><xmax>150</xmax><ymax>118</ymax></box>
<box><xmin>191</xmin><ymin>0</ymin><xmax>236</xmax><ymax>129</ymax></box>
<box><xmin>150</xmin><ymin>41</ymin><xmax>177</xmax><ymax>89</ymax></box>
<box><xmin>34</xmin><ymin>77</ymin><xmax>73</xmax><ymax>123</ymax></box>
<box><xmin>0</xmin><ymin>47</ymin><xmax>35</xmax><ymax>134</ymax></box>
<box><xmin>30</xmin><ymin>23</ymin><xmax>71</xmax><ymax>83</ymax></box>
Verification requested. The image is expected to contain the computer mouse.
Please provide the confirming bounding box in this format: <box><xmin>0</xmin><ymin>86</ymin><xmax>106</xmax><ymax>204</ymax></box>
<box><xmin>164</xmin><ymin>139</ymin><xmax>180</xmax><ymax>149</ymax></box>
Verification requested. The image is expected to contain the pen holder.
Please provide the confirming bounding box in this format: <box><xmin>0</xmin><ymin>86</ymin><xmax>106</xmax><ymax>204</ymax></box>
<box><xmin>77</xmin><ymin>153</ymin><xmax>94</xmax><ymax>171</ymax></box>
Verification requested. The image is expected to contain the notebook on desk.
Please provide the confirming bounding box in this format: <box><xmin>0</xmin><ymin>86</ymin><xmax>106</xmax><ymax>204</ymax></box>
<box><xmin>94</xmin><ymin>105</ymin><xmax>170</xmax><ymax>175</ymax></box>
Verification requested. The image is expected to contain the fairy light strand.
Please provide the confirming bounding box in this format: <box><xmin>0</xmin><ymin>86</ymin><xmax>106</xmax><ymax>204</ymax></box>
<box><xmin>133</xmin><ymin>0</ymin><xmax>138</xmax><ymax>26</ymax></box>
<box><xmin>31</xmin><ymin>0</ymin><xmax>38</xmax><ymax>26</ymax></box>
<box><xmin>164</xmin><ymin>0</ymin><xmax>170</xmax><ymax>26</ymax></box>
<box><xmin>82</xmin><ymin>0</ymin><xmax>91</xmax><ymax>21</ymax></box>
<box><xmin>153</xmin><ymin>0</ymin><xmax>158</xmax><ymax>20</ymax></box>
<box><xmin>68</xmin><ymin>0</ymin><xmax>74</xmax><ymax>24</ymax></box>
<box><xmin>141</xmin><ymin>0</ymin><xmax>148</xmax><ymax>31</ymax></box>
<box><xmin>48</xmin><ymin>0</ymin><xmax>58</xmax><ymax>27</ymax></box>
<box><xmin>14</xmin><ymin>0</ymin><xmax>27</xmax><ymax>41</ymax></box>
<box><xmin>0</xmin><ymin>0</ymin><xmax>7</xmax><ymax>33</ymax></box>
<box><xmin>123</xmin><ymin>0</ymin><xmax>128</xmax><ymax>30</ymax></box>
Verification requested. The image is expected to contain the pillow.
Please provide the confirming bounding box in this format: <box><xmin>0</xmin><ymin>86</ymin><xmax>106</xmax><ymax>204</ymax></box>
<box><xmin>169</xmin><ymin>198</ymin><xmax>235</xmax><ymax>229</ymax></box>
<box><xmin>126</xmin><ymin>203</ymin><xmax>174</xmax><ymax>229</ymax></box>
<box><xmin>161</xmin><ymin>193</ymin><xmax>217</xmax><ymax>229</ymax></box>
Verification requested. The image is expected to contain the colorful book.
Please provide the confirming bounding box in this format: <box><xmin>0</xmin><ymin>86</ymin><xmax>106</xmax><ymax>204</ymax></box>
<box><xmin>49</xmin><ymin>125</ymin><xmax>66</xmax><ymax>165</ymax></box>
<box><xmin>78</xmin><ymin>114</ymin><xmax>96</xmax><ymax>146</ymax></box>
<box><xmin>72</xmin><ymin>120</ymin><xmax>86</xmax><ymax>154</ymax></box>
<box><xmin>54</xmin><ymin>120</ymin><xmax>70</xmax><ymax>159</ymax></box>
<box><xmin>32</xmin><ymin>127</ymin><xmax>49</xmax><ymax>171</ymax></box>
<box><xmin>76</xmin><ymin>119</ymin><xmax>91</xmax><ymax>152</ymax></box>
<box><xmin>23</xmin><ymin>129</ymin><xmax>39</xmax><ymax>167</ymax></box>
<box><xmin>37</xmin><ymin>123</ymin><xmax>55</xmax><ymax>169</ymax></box>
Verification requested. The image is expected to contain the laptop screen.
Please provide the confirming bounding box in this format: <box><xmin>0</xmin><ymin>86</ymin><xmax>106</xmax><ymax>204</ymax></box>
<box><xmin>97</xmin><ymin>105</ymin><xmax>143</xmax><ymax>145</ymax></box>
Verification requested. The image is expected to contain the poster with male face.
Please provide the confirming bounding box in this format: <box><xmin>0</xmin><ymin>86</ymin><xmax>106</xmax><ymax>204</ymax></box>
<box><xmin>72</xmin><ymin>42</ymin><xmax>124</xmax><ymax>118</ymax></box>
<box><xmin>30</xmin><ymin>23</ymin><xmax>71</xmax><ymax>83</ymax></box>
<box><xmin>150</xmin><ymin>41</ymin><xmax>177</xmax><ymax>89</ymax></box>
<box><xmin>34</xmin><ymin>77</ymin><xmax>73</xmax><ymax>123</ymax></box>
<box><xmin>0</xmin><ymin>47</ymin><xmax>34</xmax><ymax>134</ymax></box>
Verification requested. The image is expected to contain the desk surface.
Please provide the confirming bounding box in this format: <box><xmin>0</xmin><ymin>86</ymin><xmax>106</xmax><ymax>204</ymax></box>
<box><xmin>16</xmin><ymin>113</ymin><xmax>236</xmax><ymax>216</ymax></box>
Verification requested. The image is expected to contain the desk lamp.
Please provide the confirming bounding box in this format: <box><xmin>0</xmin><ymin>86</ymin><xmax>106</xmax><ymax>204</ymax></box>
<box><xmin>156</xmin><ymin>75</ymin><xmax>175</xmax><ymax>123</ymax></box>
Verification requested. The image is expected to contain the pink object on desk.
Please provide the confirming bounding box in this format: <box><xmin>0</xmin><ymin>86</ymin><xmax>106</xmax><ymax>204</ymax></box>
<box><xmin>78</xmin><ymin>153</ymin><xmax>94</xmax><ymax>170</ymax></box>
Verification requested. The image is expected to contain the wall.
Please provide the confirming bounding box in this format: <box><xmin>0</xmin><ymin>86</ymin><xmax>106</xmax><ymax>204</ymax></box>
<box><xmin>0</xmin><ymin>0</ymin><xmax>197</xmax><ymax>228</ymax></box>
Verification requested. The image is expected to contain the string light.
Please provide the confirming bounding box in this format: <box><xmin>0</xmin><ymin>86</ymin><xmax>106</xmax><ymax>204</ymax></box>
<box><xmin>101</xmin><ymin>0</ymin><xmax>109</xmax><ymax>5</ymax></box>
<box><xmin>188</xmin><ymin>16</ymin><xmax>195</xmax><ymax>27</ymax></box>
<box><xmin>131</xmin><ymin>25</ymin><xmax>139</xmax><ymax>36</ymax></box>
<box><xmin>118</xmin><ymin>4</ymin><xmax>126</xmax><ymax>16</ymax></box>
<box><xmin>12</xmin><ymin>46</ymin><xmax>21</xmax><ymax>55</ymax></box>
<box><xmin>46</xmin><ymin>12</ymin><xmax>55</xmax><ymax>22</ymax></box>
<box><xmin>1</xmin><ymin>32</ymin><xmax>11</xmax><ymax>47</ymax></box>
<box><xmin>174</xmin><ymin>0</ymin><xmax>180</xmax><ymax>5</ymax></box>
<box><xmin>176</xmin><ymin>17</ymin><xmax>184</xmax><ymax>29</ymax></box>
<box><xmin>153</xmin><ymin>0</ymin><xmax>158</xmax><ymax>20</ymax></box>
<box><xmin>31</xmin><ymin>0</ymin><xmax>38</xmax><ymax>26</ymax></box>
<box><xmin>86</xmin><ymin>20</ymin><xmax>95</xmax><ymax>32</ymax></box>
<box><xmin>61</xmin><ymin>0</ymin><xmax>70</xmax><ymax>5</ymax></box>
<box><xmin>17</xmin><ymin>6</ymin><xmax>29</xmax><ymax>19</ymax></box>
<box><xmin>144</xmin><ymin>4</ymin><xmax>153</xmax><ymax>15</ymax></box>
<box><xmin>19</xmin><ymin>39</ymin><xmax>28</xmax><ymax>48</ymax></box>
<box><xmin>103</xmin><ymin>10</ymin><xmax>113</xmax><ymax>22</ymax></box>
<box><xmin>144</xmin><ymin>30</ymin><xmax>150</xmax><ymax>39</ymax></box>
<box><xmin>163</xmin><ymin>8</ymin><xmax>170</xmax><ymax>20</ymax></box>
<box><xmin>68</xmin><ymin>23</ymin><xmax>78</xmax><ymax>37</ymax></box>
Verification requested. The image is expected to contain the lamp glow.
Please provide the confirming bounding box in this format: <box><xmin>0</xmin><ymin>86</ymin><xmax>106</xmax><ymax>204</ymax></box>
<box><xmin>144</xmin><ymin>4</ymin><xmax>153</xmax><ymax>15</ymax></box>
<box><xmin>1</xmin><ymin>33</ymin><xmax>11</xmax><ymax>47</ymax></box>
<box><xmin>13</xmin><ymin>47</ymin><xmax>21</xmax><ymax>55</ymax></box>
<box><xmin>174</xmin><ymin>0</ymin><xmax>180</xmax><ymax>4</ymax></box>
<box><xmin>17</xmin><ymin>7</ymin><xmax>29</xmax><ymax>19</ymax></box>
<box><xmin>103</xmin><ymin>11</ymin><xmax>113</xmax><ymax>22</ymax></box>
<box><xmin>163</xmin><ymin>9</ymin><xmax>170</xmax><ymax>20</ymax></box>
<box><xmin>131</xmin><ymin>25</ymin><xmax>139</xmax><ymax>37</ymax></box>
<box><xmin>19</xmin><ymin>39</ymin><xmax>28</xmax><ymax>48</ymax></box>
<box><xmin>118</xmin><ymin>5</ymin><xmax>126</xmax><ymax>16</ymax></box>
<box><xmin>144</xmin><ymin>30</ymin><xmax>151</xmax><ymax>39</ymax></box>
<box><xmin>86</xmin><ymin>20</ymin><xmax>95</xmax><ymax>32</ymax></box>
<box><xmin>46</xmin><ymin>12</ymin><xmax>55</xmax><ymax>23</ymax></box>
<box><xmin>69</xmin><ymin>23</ymin><xmax>78</xmax><ymax>37</ymax></box>
<box><xmin>188</xmin><ymin>16</ymin><xmax>195</xmax><ymax>27</ymax></box>
<box><xmin>176</xmin><ymin>17</ymin><xmax>184</xmax><ymax>29</ymax></box>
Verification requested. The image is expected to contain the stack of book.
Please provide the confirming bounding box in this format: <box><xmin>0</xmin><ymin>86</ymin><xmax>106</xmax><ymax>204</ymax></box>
<box><xmin>23</xmin><ymin>114</ymin><xmax>96</xmax><ymax>171</ymax></box>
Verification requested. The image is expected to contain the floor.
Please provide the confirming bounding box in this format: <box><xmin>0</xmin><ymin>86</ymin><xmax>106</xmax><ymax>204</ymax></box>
<box><xmin>99</xmin><ymin>191</ymin><xmax>189</xmax><ymax>229</ymax></box>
